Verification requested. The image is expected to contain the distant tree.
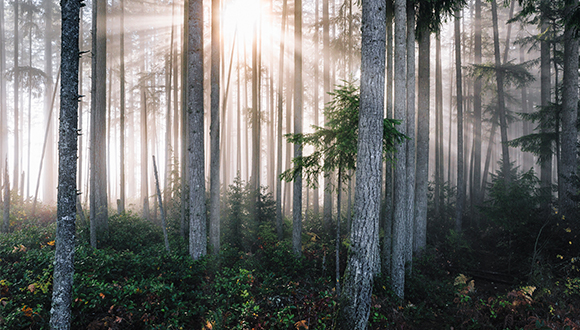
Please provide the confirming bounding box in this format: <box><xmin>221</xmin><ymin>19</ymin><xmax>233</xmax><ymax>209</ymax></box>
<box><xmin>49</xmin><ymin>0</ymin><xmax>80</xmax><ymax>326</ymax></box>
<box><xmin>209</xmin><ymin>0</ymin><xmax>221</xmax><ymax>255</ymax></box>
<box><xmin>2</xmin><ymin>159</ymin><xmax>8</xmax><ymax>234</ymax></box>
<box><xmin>118</xmin><ymin>0</ymin><xmax>126</xmax><ymax>213</ymax></box>
<box><xmin>292</xmin><ymin>0</ymin><xmax>303</xmax><ymax>257</ymax></box>
<box><xmin>187</xmin><ymin>0</ymin><xmax>207</xmax><ymax>260</ymax></box>
<box><xmin>454</xmin><ymin>6</ymin><xmax>465</xmax><ymax>232</ymax></box>
<box><xmin>44</xmin><ymin>0</ymin><xmax>55</xmax><ymax>204</ymax></box>
<box><xmin>90</xmin><ymin>0</ymin><xmax>108</xmax><ymax>248</ymax></box>
<box><xmin>13</xmin><ymin>0</ymin><xmax>20</xmax><ymax>196</ymax></box>
<box><xmin>0</xmin><ymin>0</ymin><xmax>5</xmax><ymax>175</ymax></box>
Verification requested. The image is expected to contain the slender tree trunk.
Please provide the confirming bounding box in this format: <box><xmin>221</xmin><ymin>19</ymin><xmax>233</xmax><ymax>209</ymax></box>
<box><xmin>335</xmin><ymin>170</ymin><xmax>342</xmax><ymax>292</ymax></box>
<box><xmin>539</xmin><ymin>17</ymin><xmax>552</xmax><ymax>207</ymax></box>
<box><xmin>436</xmin><ymin>33</ymin><xmax>443</xmax><ymax>216</ymax></box>
<box><xmin>454</xmin><ymin>9</ymin><xmax>465</xmax><ymax>232</ymax></box>
<box><xmin>13</xmin><ymin>0</ymin><xmax>19</xmax><ymax>196</ymax></box>
<box><xmin>44</xmin><ymin>0</ymin><xmax>55</xmax><ymax>203</ymax></box>
<box><xmin>90</xmin><ymin>0</ymin><xmax>108</xmax><ymax>248</ymax></box>
<box><xmin>415</xmin><ymin>31</ymin><xmax>429</xmax><ymax>253</ymax></box>
<box><xmin>472</xmin><ymin>0</ymin><xmax>482</xmax><ymax>217</ymax></box>
<box><xmin>491</xmin><ymin>0</ymin><xmax>511</xmax><ymax>185</ymax></box>
<box><xmin>140</xmin><ymin>59</ymin><xmax>149</xmax><ymax>221</ymax></box>
<box><xmin>119</xmin><ymin>0</ymin><xmax>126</xmax><ymax>213</ymax></box>
<box><xmin>391</xmin><ymin>0</ymin><xmax>407</xmax><ymax>299</ymax></box>
<box><xmin>313</xmin><ymin>0</ymin><xmax>320</xmax><ymax>216</ymax></box>
<box><xmin>0</xmin><ymin>0</ymin><xmax>6</xmax><ymax>178</ymax></box>
<box><xmin>339</xmin><ymin>0</ymin><xmax>385</xmax><ymax>326</ymax></box>
<box><xmin>405</xmin><ymin>0</ymin><xmax>415</xmax><ymax>268</ymax></box>
<box><xmin>209</xmin><ymin>0</ymin><xmax>221</xmax><ymax>255</ymax></box>
<box><xmin>323</xmin><ymin>0</ymin><xmax>332</xmax><ymax>230</ymax></box>
<box><xmin>383</xmin><ymin>0</ymin><xmax>393</xmax><ymax>272</ymax></box>
<box><xmin>276</xmin><ymin>0</ymin><xmax>288</xmax><ymax>239</ymax></box>
<box><xmin>49</xmin><ymin>0</ymin><xmax>80</xmax><ymax>325</ymax></box>
<box><xmin>560</xmin><ymin>0</ymin><xmax>579</xmax><ymax>216</ymax></box>
<box><xmin>292</xmin><ymin>0</ymin><xmax>303</xmax><ymax>257</ymax></box>
<box><xmin>153</xmin><ymin>156</ymin><xmax>170</xmax><ymax>252</ymax></box>
<box><xmin>250</xmin><ymin>15</ymin><xmax>261</xmax><ymax>221</ymax></box>
<box><xmin>187</xmin><ymin>0</ymin><xmax>207</xmax><ymax>260</ymax></box>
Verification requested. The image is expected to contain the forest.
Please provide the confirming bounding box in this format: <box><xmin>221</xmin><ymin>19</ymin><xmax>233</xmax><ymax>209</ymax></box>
<box><xmin>0</xmin><ymin>0</ymin><xmax>579</xmax><ymax>328</ymax></box>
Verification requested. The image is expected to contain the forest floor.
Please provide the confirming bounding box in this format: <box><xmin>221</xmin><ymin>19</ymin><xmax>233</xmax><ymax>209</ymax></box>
<box><xmin>1</xmin><ymin>209</ymin><xmax>580</xmax><ymax>329</ymax></box>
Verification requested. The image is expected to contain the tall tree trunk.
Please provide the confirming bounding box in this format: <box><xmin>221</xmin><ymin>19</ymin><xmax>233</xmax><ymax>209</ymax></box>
<box><xmin>405</xmin><ymin>0</ymin><xmax>415</xmax><ymax>268</ymax></box>
<box><xmin>276</xmin><ymin>0</ymin><xmax>288</xmax><ymax>239</ymax></box>
<box><xmin>13</xmin><ymin>0</ymin><xmax>19</xmax><ymax>196</ymax></box>
<box><xmin>119</xmin><ymin>0</ymin><xmax>126</xmax><ymax>213</ymax></box>
<box><xmin>415</xmin><ymin>31</ymin><xmax>429</xmax><ymax>253</ymax></box>
<box><xmin>250</xmin><ymin>14</ymin><xmax>261</xmax><ymax>221</ymax></box>
<box><xmin>49</xmin><ymin>0</ymin><xmax>80</xmax><ymax>325</ymax></box>
<box><xmin>90</xmin><ymin>0</ymin><xmax>108</xmax><ymax>248</ymax></box>
<box><xmin>0</xmin><ymin>0</ymin><xmax>7</xmax><ymax>178</ymax></box>
<box><xmin>560</xmin><ymin>0</ymin><xmax>579</xmax><ymax>216</ymax></box>
<box><xmin>140</xmin><ymin>59</ymin><xmax>149</xmax><ymax>221</ymax></box>
<box><xmin>383</xmin><ymin>1</ymin><xmax>393</xmax><ymax>272</ymax></box>
<box><xmin>323</xmin><ymin>0</ymin><xmax>332</xmax><ymax>230</ymax></box>
<box><xmin>435</xmin><ymin>33</ymin><xmax>443</xmax><ymax>217</ymax></box>
<box><xmin>44</xmin><ymin>0</ymin><xmax>55</xmax><ymax>203</ymax></box>
<box><xmin>313</xmin><ymin>0</ymin><xmax>320</xmax><ymax>216</ymax></box>
<box><xmin>391</xmin><ymin>0</ymin><xmax>407</xmax><ymax>299</ymax></box>
<box><xmin>209</xmin><ymin>0</ymin><xmax>221</xmax><ymax>255</ymax></box>
<box><xmin>491</xmin><ymin>0</ymin><xmax>511</xmax><ymax>185</ymax></box>
<box><xmin>292</xmin><ymin>0</ymin><xmax>303</xmax><ymax>257</ymax></box>
<box><xmin>339</xmin><ymin>0</ymin><xmax>385</xmax><ymax>326</ymax></box>
<box><xmin>454</xmin><ymin>8</ymin><xmax>465</xmax><ymax>232</ymax></box>
<box><xmin>187</xmin><ymin>0</ymin><xmax>207</xmax><ymax>260</ymax></box>
<box><xmin>472</xmin><ymin>0</ymin><xmax>482</xmax><ymax>218</ymax></box>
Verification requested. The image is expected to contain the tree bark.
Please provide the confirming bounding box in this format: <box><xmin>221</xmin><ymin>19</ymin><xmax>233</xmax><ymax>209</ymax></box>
<box><xmin>49</xmin><ymin>0</ymin><xmax>80</xmax><ymax>325</ymax></box>
<box><xmin>0</xmin><ymin>0</ymin><xmax>6</xmax><ymax>178</ymax></box>
<box><xmin>391</xmin><ymin>0</ymin><xmax>407</xmax><ymax>299</ymax></box>
<box><xmin>560</xmin><ymin>1</ymin><xmax>579</xmax><ymax>216</ymax></box>
<box><xmin>209</xmin><ymin>0</ymin><xmax>221</xmax><ymax>255</ymax></box>
<box><xmin>405</xmin><ymin>0</ymin><xmax>416</xmax><ymax>268</ymax></box>
<box><xmin>90</xmin><ymin>0</ymin><xmax>108</xmax><ymax>248</ymax></box>
<box><xmin>540</xmin><ymin>15</ymin><xmax>552</xmax><ymax>208</ymax></box>
<box><xmin>187</xmin><ymin>0</ymin><xmax>207</xmax><ymax>260</ymax></box>
<box><xmin>415</xmin><ymin>31</ymin><xmax>429</xmax><ymax>253</ymax></box>
<box><xmin>44</xmin><ymin>0</ymin><xmax>55</xmax><ymax>204</ymax></box>
<box><xmin>339</xmin><ymin>0</ymin><xmax>385</xmax><ymax>327</ymax></box>
<box><xmin>473</xmin><ymin>0</ymin><xmax>482</xmax><ymax>217</ymax></box>
<box><xmin>276</xmin><ymin>0</ymin><xmax>288</xmax><ymax>239</ymax></box>
<box><xmin>292</xmin><ymin>0</ymin><xmax>303</xmax><ymax>257</ymax></box>
<box><xmin>323</xmin><ymin>0</ymin><xmax>332</xmax><ymax>230</ymax></box>
<box><xmin>454</xmin><ymin>9</ymin><xmax>465</xmax><ymax>232</ymax></box>
<box><xmin>13</xmin><ymin>0</ymin><xmax>19</xmax><ymax>196</ymax></box>
<box><xmin>153</xmin><ymin>156</ymin><xmax>170</xmax><ymax>252</ymax></box>
<box><xmin>119</xmin><ymin>0</ymin><xmax>126</xmax><ymax>213</ymax></box>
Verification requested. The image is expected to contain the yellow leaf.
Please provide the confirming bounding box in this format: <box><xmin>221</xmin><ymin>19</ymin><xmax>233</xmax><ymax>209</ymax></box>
<box><xmin>295</xmin><ymin>320</ymin><xmax>308</xmax><ymax>329</ymax></box>
<box><xmin>47</xmin><ymin>240</ymin><xmax>55</xmax><ymax>246</ymax></box>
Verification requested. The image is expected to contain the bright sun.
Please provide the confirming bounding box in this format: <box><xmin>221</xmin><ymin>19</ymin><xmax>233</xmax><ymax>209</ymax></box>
<box><xmin>222</xmin><ymin>0</ymin><xmax>263</xmax><ymax>43</ymax></box>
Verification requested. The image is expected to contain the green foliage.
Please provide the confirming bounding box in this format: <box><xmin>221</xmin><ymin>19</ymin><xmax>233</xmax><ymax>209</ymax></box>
<box><xmin>281</xmin><ymin>81</ymin><xmax>406</xmax><ymax>189</ymax></box>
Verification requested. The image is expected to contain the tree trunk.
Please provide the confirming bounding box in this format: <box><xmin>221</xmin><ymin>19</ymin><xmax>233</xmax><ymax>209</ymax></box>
<box><xmin>187</xmin><ymin>0</ymin><xmax>207</xmax><ymax>260</ymax></box>
<box><xmin>13</xmin><ymin>0</ymin><xmax>19</xmax><ymax>196</ymax></box>
<box><xmin>415</xmin><ymin>31</ymin><xmax>429</xmax><ymax>253</ymax></box>
<box><xmin>405</xmin><ymin>0</ymin><xmax>416</xmax><ymax>268</ymax></box>
<box><xmin>454</xmin><ymin>9</ymin><xmax>465</xmax><ymax>232</ymax></box>
<box><xmin>153</xmin><ymin>156</ymin><xmax>170</xmax><ymax>252</ymax></box>
<box><xmin>119</xmin><ymin>0</ymin><xmax>126</xmax><ymax>213</ymax></box>
<box><xmin>140</xmin><ymin>59</ymin><xmax>149</xmax><ymax>221</ymax></box>
<box><xmin>383</xmin><ymin>0</ymin><xmax>393</xmax><ymax>272</ymax></box>
<box><xmin>0</xmin><ymin>0</ymin><xmax>6</xmax><ymax>178</ymax></box>
<box><xmin>90</xmin><ymin>0</ymin><xmax>108</xmax><ymax>248</ymax></box>
<box><xmin>472</xmin><ymin>0</ymin><xmax>482</xmax><ymax>219</ymax></box>
<box><xmin>209</xmin><ymin>0</ymin><xmax>221</xmax><ymax>255</ymax></box>
<box><xmin>435</xmin><ymin>32</ymin><xmax>442</xmax><ymax>217</ymax></box>
<box><xmin>292</xmin><ymin>0</ymin><xmax>303</xmax><ymax>257</ymax></box>
<box><xmin>339</xmin><ymin>0</ymin><xmax>385</xmax><ymax>326</ymax></box>
<box><xmin>560</xmin><ymin>1</ymin><xmax>579</xmax><ymax>216</ymax></box>
<box><xmin>44</xmin><ymin>0</ymin><xmax>55</xmax><ymax>204</ymax></box>
<box><xmin>49</xmin><ymin>0</ymin><xmax>80</xmax><ymax>325</ymax></box>
<box><xmin>323</xmin><ymin>0</ymin><xmax>332</xmax><ymax>230</ymax></box>
<box><xmin>490</xmin><ymin>0</ymin><xmax>511</xmax><ymax>185</ymax></box>
<box><xmin>276</xmin><ymin>0</ymin><xmax>288</xmax><ymax>239</ymax></box>
<box><xmin>313</xmin><ymin>0</ymin><xmax>320</xmax><ymax>216</ymax></box>
<box><xmin>391</xmin><ymin>0</ymin><xmax>407</xmax><ymax>299</ymax></box>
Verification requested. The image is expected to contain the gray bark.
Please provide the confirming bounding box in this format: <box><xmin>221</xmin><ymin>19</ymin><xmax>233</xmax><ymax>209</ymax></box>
<box><xmin>209</xmin><ymin>0</ymin><xmax>221</xmax><ymax>255</ymax></box>
<box><xmin>140</xmin><ymin>50</ymin><xmax>149</xmax><ymax>221</ymax></box>
<box><xmin>339</xmin><ymin>0</ymin><xmax>385</xmax><ymax>327</ymax></box>
<box><xmin>383</xmin><ymin>1</ymin><xmax>393</xmax><ymax>272</ymax></box>
<box><xmin>405</xmin><ymin>0</ymin><xmax>415</xmax><ymax>268</ymax></box>
<box><xmin>473</xmin><ymin>0</ymin><xmax>482</xmax><ymax>213</ymax></box>
<box><xmin>292</xmin><ymin>0</ymin><xmax>303</xmax><ymax>257</ymax></box>
<box><xmin>415</xmin><ymin>31</ymin><xmax>429</xmax><ymax>253</ymax></box>
<box><xmin>0</xmin><ymin>0</ymin><xmax>6</xmax><ymax>177</ymax></box>
<box><xmin>323</xmin><ymin>0</ymin><xmax>332</xmax><ymax>230</ymax></box>
<box><xmin>454</xmin><ymin>9</ymin><xmax>465</xmax><ymax>232</ymax></box>
<box><xmin>391</xmin><ymin>0</ymin><xmax>407</xmax><ymax>299</ymax></box>
<box><xmin>188</xmin><ymin>0</ymin><xmax>207</xmax><ymax>260</ymax></box>
<box><xmin>560</xmin><ymin>2</ymin><xmax>579</xmax><ymax>216</ymax></box>
<box><xmin>119</xmin><ymin>0</ymin><xmax>126</xmax><ymax>213</ymax></box>
<box><xmin>540</xmin><ymin>16</ymin><xmax>552</xmax><ymax>206</ymax></box>
<box><xmin>13</xmin><ymin>0</ymin><xmax>19</xmax><ymax>195</ymax></box>
<box><xmin>90</xmin><ymin>0</ymin><xmax>108</xmax><ymax>248</ymax></box>
<box><xmin>490</xmin><ymin>0</ymin><xmax>511</xmax><ymax>185</ymax></box>
<box><xmin>276</xmin><ymin>0</ymin><xmax>288</xmax><ymax>240</ymax></box>
<box><xmin>49</xmin><ymin>0</ymin><xmax>80</xmax><ymax>326</ymax></box>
